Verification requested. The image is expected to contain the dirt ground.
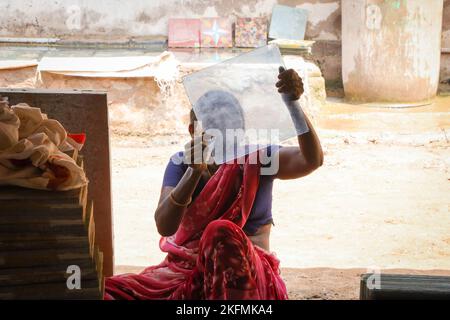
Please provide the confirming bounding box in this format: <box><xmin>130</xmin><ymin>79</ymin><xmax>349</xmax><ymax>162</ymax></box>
<box><xmin>114</xmin><ymin>265</ymin><xmax>450</xmax><ymax>300</ymax></box>
<box><xmin>1</xmin><ymin>46</ymin><xmax>449</xmax><ymax>300</ymax></box>
<box><xmin>111</xmin><ymin>97</ymin><xmax>450</xmax><ymax>299</ymax></box>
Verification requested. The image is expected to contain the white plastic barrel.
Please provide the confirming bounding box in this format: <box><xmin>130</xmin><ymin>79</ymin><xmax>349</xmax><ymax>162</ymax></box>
<box><xmin>342</xmin><ymin>0</ymin><xmax>444</xmax><ymax>104</ymax></box>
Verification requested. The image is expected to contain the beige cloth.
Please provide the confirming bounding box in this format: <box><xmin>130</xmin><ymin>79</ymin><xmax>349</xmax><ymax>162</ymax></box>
<box><xmin>37</xmin><ymin>51</ymin><xmax>178</xmax><ymax>78</ymax></box>
<box><xmin>0</xmin><ymin>97</ymin><xmax>20</xmax><ymax>150</ymax></box>
<box><xmin>0</xmin><ymin>100</ymin><xmax>88</xmax><ymax>191</ymax></box>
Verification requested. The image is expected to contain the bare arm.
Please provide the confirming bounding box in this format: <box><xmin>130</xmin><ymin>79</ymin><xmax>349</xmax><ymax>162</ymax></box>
<box><xmin>275</xmin><ymin>114</ymin><xmax>323</xmax><ymax>179</ymax></box>
<box><xmin>154</xmin><ymin>136</ymin><xmax>209</xmax><ymax>236</ymax></box>
<box><xmin>154</xmin><ymin>167</ymin><xmax>203</xmax><ymax>236</ymax></box>
<box><xmin>275</xmin><ymin>67</ymin><xmax>324</xmax><ymax>180</ymax></box>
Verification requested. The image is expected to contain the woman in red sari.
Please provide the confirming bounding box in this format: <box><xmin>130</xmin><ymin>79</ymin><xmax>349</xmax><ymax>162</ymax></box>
<box><xmin>105</xmin><ymin>67</ymin><xmax>323</xmax><ymax>300</ymax></box>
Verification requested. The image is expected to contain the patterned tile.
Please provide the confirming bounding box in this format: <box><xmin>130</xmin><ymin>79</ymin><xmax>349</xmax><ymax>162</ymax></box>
<box><xmin>168</xmin><ymin>18</ymin><xmax>201</xmax><ymax>48</ymax></box>
<box><xmin>235</xmin><ymin>17</ymin><xmax>268</xmax><ymax>48</ymax></box>
<box><xmin>200</xmin><ymin>18</ymin><xmax>233</xmax><ymax>48</ymax></box>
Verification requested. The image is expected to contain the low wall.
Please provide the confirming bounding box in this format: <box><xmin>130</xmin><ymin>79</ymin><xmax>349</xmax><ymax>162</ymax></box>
<box><xmin>2</xmin><ymin>0</ymin><xmax>448</xmax><ymax>90</ymax></box>
<box><xmin>0</xmin><ymin>56</ymin><xmax>326</xmax><ymax>136</ymax></box>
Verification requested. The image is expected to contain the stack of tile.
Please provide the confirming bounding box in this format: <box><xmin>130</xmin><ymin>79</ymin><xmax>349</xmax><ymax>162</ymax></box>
<box><xmin>268</xmin><ymin>39</ymin><xmax>315</xmax><ymax>56</ymax></box>
<box><xmin>0</xmin><ymin>151</ymin><xmax>103</xmax><ymax>300</ymax></box>
<box><xmin>168</xmin><ymin>5</ymin><xmax>311</xmax><ymax>50</ymax></box>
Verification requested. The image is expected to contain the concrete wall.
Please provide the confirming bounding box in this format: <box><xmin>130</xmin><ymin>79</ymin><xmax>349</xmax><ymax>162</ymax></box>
<box><xmin>441</xmin><ymin>0</ymin><xmax>450</xmax><ymax>82</ymax></box>
<box><xmin>0</xmin><ymin>0</ymin><xmax>340</xmax><ymax>41</ymax></box>
<box><xmin>1</xmin><ymin>0</ymin><xmax>448</xmax><ymax>86</ymax></box>
<box><xmin>443</xmin><ymin>0</ymin><xmax>450</xmax><ymax>49</ymax></box>
<box><xmin>342</xmin><ymin>0</ymin><xmax>443</xmax><ymax>103</ymax></box>
<box><xmin>0</xmin><ymin>55</ymin><xmax>326</xmax><ymax>136</ymax></box>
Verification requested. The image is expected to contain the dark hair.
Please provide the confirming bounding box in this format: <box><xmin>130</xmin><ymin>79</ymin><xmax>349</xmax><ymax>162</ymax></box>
<box><xmin>191</xmin><ymin>90</ymin><xmax>245</xmax><ymax>133</ymax></box>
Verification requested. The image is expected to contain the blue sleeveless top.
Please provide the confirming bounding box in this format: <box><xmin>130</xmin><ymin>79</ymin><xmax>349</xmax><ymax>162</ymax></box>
<box><xmin>161</xmin><ymin>146</ymin><xmax>279</xmax><ymax>235</ymax></box>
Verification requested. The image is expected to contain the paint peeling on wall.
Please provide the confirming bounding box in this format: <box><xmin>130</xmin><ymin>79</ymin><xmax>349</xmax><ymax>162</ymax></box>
<box><xmin>297</xmin><ymin>2</ymin><xmax>339</xmax><ymax>28</ymax></box>
<box><xmin>342</xmin><ymin>0</ymin><xmax>444</xmax><ymax>103</ymax></box>
<box><xmin>0</xmin><ymin>0</ymin><xmax>341</xmax><ymax>41</ymax></box>
<box><xmin>443</xmin><ymin>0</ymin><xmax>450</xmax><ymax>49</ymax></box>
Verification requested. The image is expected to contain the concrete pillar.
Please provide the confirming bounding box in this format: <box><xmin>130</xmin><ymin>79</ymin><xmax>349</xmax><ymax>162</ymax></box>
<box><xmin>342</xmin><ymin>0</ymin><xmax>444</xmax><ymax>104</ymax></box>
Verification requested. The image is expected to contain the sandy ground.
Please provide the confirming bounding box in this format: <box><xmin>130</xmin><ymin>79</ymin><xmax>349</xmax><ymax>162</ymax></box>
<box><xmin>111</xmin><ymin>97</ymin><xmax>450</xmax><ymax>299</ymax></box>
<box><xmin>1</xmin><ymin>46</ymin><xmax>449</xmax><ymax>299</ymax></box>
<box><xmin>114</xmin><ymin>265</ymin><xmax>450</xmax><ymax>300</ymax></box>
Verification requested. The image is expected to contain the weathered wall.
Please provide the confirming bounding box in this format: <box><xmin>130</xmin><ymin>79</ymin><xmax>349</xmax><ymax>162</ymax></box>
<box><xmin>443</xmin><ymin>0</ymin><xmax>450</xmax><ymax>49</ymax></box>
<box><xmin>0</xmin><ymin>0</ymin><xmax>340</xmax><ymax>41</ymax></box>
<box><xmin>0</xmin><ymin>55</ymin><xmax>326</xmax><ymax>136</ymax></box>
<box><xmin>441</xmin><ymin>0</ymin><xmax>450</xmax><ymax>82</ymax></box>
<box><xmin>2</xmin><ymin>0</ymin><xmax>448</xmax><ymax>86</ymax></box>
<box><xmin>342</xmin><ymin>0</ymin><xmax>443</xmax><ymax>103</ymax></box>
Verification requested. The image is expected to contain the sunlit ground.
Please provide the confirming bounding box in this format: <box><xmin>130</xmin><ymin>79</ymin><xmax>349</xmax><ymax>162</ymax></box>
<box><xmin>111</xmin><ymin>96</ymin><xmax>450</xmax><ymax>299</ymax></box>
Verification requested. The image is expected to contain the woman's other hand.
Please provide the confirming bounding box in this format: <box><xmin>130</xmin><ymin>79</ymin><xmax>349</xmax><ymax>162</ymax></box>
<box><xmin>276</xmin><ymin>66</ymin><xmax>304</xmax><ymax>101</ymax></box>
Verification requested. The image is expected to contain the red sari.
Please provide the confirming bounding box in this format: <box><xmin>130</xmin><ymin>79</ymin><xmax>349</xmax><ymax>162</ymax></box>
<box><xmin>104</xmin><ymin>156</ymin><xmax>288</xmax><ymax>300</ymax></box>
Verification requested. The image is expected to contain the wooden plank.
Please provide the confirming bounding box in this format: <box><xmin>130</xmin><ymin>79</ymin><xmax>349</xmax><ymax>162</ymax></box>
<box><xmin>360</xmin><ymin>273</ymin><xmax>450</xmax><ymax>300</ymax></box>
<box><xmin>0</xmin><ymin>237</ymin><xmax>89</xmax><ymax>251</ymax></box>
<box><xmin>0</xmin><ymin>266</ymin><xmax>98</xmax><ymax>287</ymax></box>
<box><xmin>87</xmin><ymin>201</ymin><xmax>95</xmax><ymax>257</ymax></box>
<box><xmin>0</xmin><ymin>88</ymin><xmax>114</xmax><ymax>276</ymax></box>
<box><xmin>0</xmin><ymin>204</ymin><xmax>84</xmax><ymax>221</ymax></box>
<box><xmin>0</xmin><ymin>247</ymin><xmax>92</xmax><ymax>269</ymax></box>
<box><xmin>93</xmin><ymin>244</ymin><xmax>105</xmax><ymax>296</ymax></box>
<box><xmin>0</xmin><ymin>280</ymin><xmax>102</xmax><ymax>300</ymax></box>
<box><xmin>0</xmin><ymin>233</ymin><xmax>87</xmax><ymax>242</ymax></box>
<box><xmin>84</xmin><ymin>199</ymin><xmax>93</xmax><ymax>228</ymax></box>
<box><xmin>0</xmin><ymin>219</ymin><xmax>86</xmax><ymax>235</ymax></box>
<box><xmin>0</xmin><ymin>186</ymin><xmax>85</xmax><ymax>205</ymax></box>
<box><xmin>0</xmin><ymin>261</ymin><xmax>96</xmax><ymax>278</ymax></box>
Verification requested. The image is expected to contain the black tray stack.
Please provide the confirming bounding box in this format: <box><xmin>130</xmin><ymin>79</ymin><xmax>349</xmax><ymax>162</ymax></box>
<box><xmin>360</xmin><ymin>273</ymin><xmax>450</xmax><ymax>300</ymax></box>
